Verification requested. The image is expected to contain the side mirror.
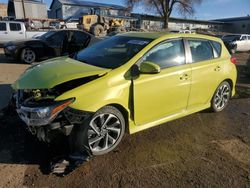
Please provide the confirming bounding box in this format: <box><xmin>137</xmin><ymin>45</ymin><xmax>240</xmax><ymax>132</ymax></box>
<box><xmin>140</xmin><ymin>61</ymin><xmax>161</xmax><ymax>74</ymax></box>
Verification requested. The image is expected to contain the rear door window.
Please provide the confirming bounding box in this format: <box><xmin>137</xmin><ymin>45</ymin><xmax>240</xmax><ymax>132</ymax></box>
<box><xmin>9</xmin><ymin>23</ymin><xmax>21</xmax><ymax>31</ymax></box>
<box><xmin>0</xmin><ymin>23</ymin><xmax>6</xmax><ymax>31</ymax></box>
<box><xmin>188</xmin><ymin>40</ymin><xmax>214</xmax><ymax>63</ymax></box>
<box><xmin>211</xmin><ymin>41</ymin><xmax>222</xmax><ymax>57</ymax></box>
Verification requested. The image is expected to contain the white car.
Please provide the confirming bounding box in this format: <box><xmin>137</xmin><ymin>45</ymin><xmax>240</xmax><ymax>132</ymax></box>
<box><xmin>222</xmin><ymin>34</ymin><xmax>250</xmax><ymax>52</ymax></box>
<box><xmin>0</xmin><ymin>21</ymin><xmax>46</xmax><ymax>45</ymax></box>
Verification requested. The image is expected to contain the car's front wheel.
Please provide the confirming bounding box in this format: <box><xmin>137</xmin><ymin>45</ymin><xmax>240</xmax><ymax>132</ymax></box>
<box><xmin>20</xmin><ymin>48</ymin><xmax>36</xmax><ymax>64</ymax></box>
<box><xmin>87</xmin><ymin>106</ymin><xmax>125</xmax><ymax>155</ymax></box>
<box><xmin>211</xmin><ymin>81</ymin><xmax>231</xmax><ymax>112</ymax></box>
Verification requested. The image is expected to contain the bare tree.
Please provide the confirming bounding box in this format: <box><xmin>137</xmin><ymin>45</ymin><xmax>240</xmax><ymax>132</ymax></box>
<box><xmin>125</xmin><ymin>0</ymin><xmax>202</xmax><ymax>29</ymax></box>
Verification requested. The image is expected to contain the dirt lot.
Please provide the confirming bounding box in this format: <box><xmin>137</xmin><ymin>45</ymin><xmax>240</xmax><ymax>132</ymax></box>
<box><xmin>0</xmin><ymin>49</ymin><xmax>250</xmax><ymax>188</ymax></box>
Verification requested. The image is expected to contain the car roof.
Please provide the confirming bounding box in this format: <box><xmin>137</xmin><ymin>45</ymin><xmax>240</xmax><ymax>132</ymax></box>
<box><xmin>120</xmin><ymin>32</ymin><xmax>222</xmax><ymax>42</ymax></box>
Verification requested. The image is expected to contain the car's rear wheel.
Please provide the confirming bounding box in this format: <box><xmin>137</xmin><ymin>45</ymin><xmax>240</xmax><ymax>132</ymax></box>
<box><xmin>211</xmin><ymin>81</ymin><xmax>231</xmax><ymax>112</ymax></box>
<box><xmin>20</xmin><ymin>48</ymin><xmax>36</xmax><ymax>64</ymax></box>
<box><xmin>87</xmin><ymin>106</ymin><xmax>125</xmax><ymax>155</ymax></box>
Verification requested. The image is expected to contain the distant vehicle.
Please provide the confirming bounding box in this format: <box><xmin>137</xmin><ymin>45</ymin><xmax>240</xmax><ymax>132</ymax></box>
<box><xmin>4</xmin><ymin>30</ymin><xmax>100</xmax><ymax>64</ymax></box>
<box><xmin>179</xmin><ymin>30</ymin><xmax>196</xmax><ymax>34</ymax></box>
<box><xmin>79</xmin><ymin>7</ymin><xmax>136</xmax><ymax>36</ymax></box>
<box><xmin>0</xmin><ymin>21</ymin><xmax>46</xmax><ymax>45</ymax></box>
<box><xmin>222</xmin><ymin>34</ymin><xmax>250</xmax><ymax>52</ymax></box>
<box><xmin>62</xmin><ymin>18</ymin><xmax>79</xmax><ymax>29</ymax></box>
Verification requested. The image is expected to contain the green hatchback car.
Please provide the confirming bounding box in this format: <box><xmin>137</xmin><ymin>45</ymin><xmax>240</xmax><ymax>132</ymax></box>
<box><xmin>13</xmin><ymin>32</ymin><xmax>237</xmax><ymax>156</ymax></box>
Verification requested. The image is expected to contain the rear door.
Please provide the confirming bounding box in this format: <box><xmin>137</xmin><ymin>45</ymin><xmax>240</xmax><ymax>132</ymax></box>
<box><xmin>9</xmin><ymin>22</ymin><xmax>25</xmax><ymax>40</ymax></box>
<box><xmin>68</xmin><ymin>31</ymin><xmax>90</xmax><ymax>54</ymax></box>
<box><xmin>187</xmin><ymin>39</ymin><xmax>223</xmax><ymax>110</ymax></box>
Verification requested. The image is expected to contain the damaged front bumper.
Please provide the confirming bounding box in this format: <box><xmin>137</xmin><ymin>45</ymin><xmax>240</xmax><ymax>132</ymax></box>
<box><xmin>15</xmin><ymin>90</ymin><xmax>91</xmax><ymax>142</ymax></box>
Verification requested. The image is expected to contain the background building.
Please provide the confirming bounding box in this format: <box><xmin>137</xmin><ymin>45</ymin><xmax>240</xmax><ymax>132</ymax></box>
<box><xmin>131</xmin><ymin>13</ymin><xmax>223</xmax><ymax>32</ymax></box>
<box><xmin>214</xmin><ymin>16</ymin><xmax>250</xmax><ymax>34</ymax></box>
<box><xmin>0</xmin><ymin>3</ymin><xmax>7</xmax><ymax>18</ymax></box>
<box><xmin>7</xmin><ymin>0</ymin><xmax>47</xmax><ymax>19</ymax></box>
<box><xmin>49</xmin><ymin>0</ymin><xmax>127</xmax><ymax>20</ymax></box>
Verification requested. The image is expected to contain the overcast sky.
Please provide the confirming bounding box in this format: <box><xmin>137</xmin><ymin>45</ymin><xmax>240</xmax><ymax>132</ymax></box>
<box><xmin>2</xmin><ymin>0</ymin><xmax>250</xmax><ymax>20</ymax></box>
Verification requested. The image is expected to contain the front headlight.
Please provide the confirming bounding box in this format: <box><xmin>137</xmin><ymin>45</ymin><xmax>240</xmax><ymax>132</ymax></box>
<box><xmin>7</xmin><ymin>45</ymin><xmax>17</xmax><ymax>51</ymax></box>
<box><xmin>17</xmin><ymin>98</ymin><xmax>75</xmax><ymax>126</ymax></box>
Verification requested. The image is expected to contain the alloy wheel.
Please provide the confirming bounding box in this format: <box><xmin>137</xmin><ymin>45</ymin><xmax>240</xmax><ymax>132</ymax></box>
<box><xmin>214</xmin><ymin>83</ymin><xmax>230</xmax><ymax>111</ymax></box>
<box><xmin>22</xmin><ymin>49</ymin><xmax>36</xmax><ymax>64</ymax></box>
<box><xmin>88</xmin><ymin>113</ymin><xmax>122</xmax><ymax>154</ymax></box>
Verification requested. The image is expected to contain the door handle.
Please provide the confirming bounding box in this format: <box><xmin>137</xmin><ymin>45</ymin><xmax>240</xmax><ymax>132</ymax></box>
<box><xmin>180</xmin><ymin>73</ymin><xmax>189</xmax><ymax>80</ymax></box>
<box><xmin>214</xmin><ymin>65</ymin><xmax>221</xmax><ymax>71</ymax></box>
<box><xmin>19</xmin><ymin>32</ymin><xmax>23</xmax><ymax>34</ymax></box>
<box><xmin>4</xmin><ymin>32</ymin><xmax>8</xmax><ymax>34</ymax></box>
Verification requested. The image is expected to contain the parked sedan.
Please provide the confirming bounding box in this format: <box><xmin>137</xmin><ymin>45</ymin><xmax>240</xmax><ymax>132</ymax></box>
<box><xmin>4</xmin><ymin>29</ymin><xmax>100</xmax><ymax>64</ymax></box>
<box><xmin>13</xmin><ymin>33</ymin><xmax>237</xmax><ymax>172</ymax></box>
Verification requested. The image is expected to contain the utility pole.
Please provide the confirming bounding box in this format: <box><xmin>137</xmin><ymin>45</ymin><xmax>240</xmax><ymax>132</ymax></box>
<box><xmin>21</xmin><ymin>0</ymin><xmax>26</xmax><ymax>19</ymax></box>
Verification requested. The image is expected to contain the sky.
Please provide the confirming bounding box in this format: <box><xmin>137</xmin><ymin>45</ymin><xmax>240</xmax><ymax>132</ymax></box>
<box><xmin>1</xmin><ymin>0</ymin><xmax>250</xmax><ymax>20</ymax></box>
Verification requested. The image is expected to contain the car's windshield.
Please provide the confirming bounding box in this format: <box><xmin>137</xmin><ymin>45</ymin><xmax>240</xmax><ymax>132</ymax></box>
<box><xmin>222</xmin><ymin>35</ymin><xmax>241</xmax><ymax>41</ymax></box>
<box><xmin>75</xmin><ymin>36</ymin><xmax>153</xmax><ymax>69</ymax></box>
<box><xmin>39</xmin><ymin>31</ymin><xmax>56</xmax><ymax>40</ymax></box>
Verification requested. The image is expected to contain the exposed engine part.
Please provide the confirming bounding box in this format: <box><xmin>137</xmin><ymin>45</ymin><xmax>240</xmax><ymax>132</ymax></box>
<box><xmin>64</xmin><ymin>107</ymin><xmax>92</xmax><ymax>124</ymax></box>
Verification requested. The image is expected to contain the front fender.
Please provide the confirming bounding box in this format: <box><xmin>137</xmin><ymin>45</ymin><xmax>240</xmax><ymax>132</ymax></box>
<box><xmin>55</xmin><ymin>73</ymin><xmax>131</xmax><ymax>114</ymax></box>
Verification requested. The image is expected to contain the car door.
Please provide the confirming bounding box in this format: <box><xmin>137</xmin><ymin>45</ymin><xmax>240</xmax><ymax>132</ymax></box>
<box><xmin>247</xmin><ymin>35</ymin><xmax>250</xmax><ymax>51</ymax></box>
<box><xmin>68</xmin><ymin>31</ymin><xmax>90</xmax><ymax>54</ymax></box>
<box><xmin>0</xmin><ymin>22</ymin><xmax>8</xmax><ymax>43</ymax></box>
<box><xmin>236</xmin><ymin>35</ymin><xmax>248</xmax><ymax>51</ymax></box>
<box><xmin>187</xmin><ymin>39</ymin><xmax>223</xmax><ymax>110</ymax></box>
<box><xmin>9</xmin><ymin>22</ymin><xmax>25</xmax><ymax>41</ymax></box>
<box><xmin>133</xmin><ymin>39</ymin><xmax>191</xmax><ymax>126</ymax></box>
<box><xmin>46</xmin><ymin>30</ymin><xmax>68</xmax><ymax>56</ymax></box>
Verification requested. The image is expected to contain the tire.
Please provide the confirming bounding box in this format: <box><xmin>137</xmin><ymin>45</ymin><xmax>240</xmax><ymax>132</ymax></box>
<box><xmin>116</xmin><ymin>26</ymin><xmax>126</xmax><ymax>33</ymax></box>
<box><xmin>211</xmin><ymin>81</ymin><xmax>231</xmax><ymax>112</ymax></box>
<box><xmin>91</xmin><ymin>24</ymin><xmax>105</xmax><ymax>37</ymax></box>
<box><xmin>20</xmin><ymin>48</ymin><xmax>36</xmax><ymax>64</ymax></box>
<box><xmin>70</xmin><ymin>106</ymin><xmax>125</xmax><ymax>156</ymax></box>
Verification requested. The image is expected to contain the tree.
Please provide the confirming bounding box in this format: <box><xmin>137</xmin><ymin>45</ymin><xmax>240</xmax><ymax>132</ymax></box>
<box><xmin>125</xmin><ymin>0</ymin><xmax>202</xmax><ymax>29</ymax></box>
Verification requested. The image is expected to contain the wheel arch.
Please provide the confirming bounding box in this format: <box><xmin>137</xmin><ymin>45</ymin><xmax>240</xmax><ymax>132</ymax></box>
<box><xmin>106</xmin><ymin>103</ymin><xmax>130</xmax><ymax>133</ymax></box>
<box><xmin>223</xmin><ymin>78</ymin><xmax>234</xmax><ymax>95</ymax></box>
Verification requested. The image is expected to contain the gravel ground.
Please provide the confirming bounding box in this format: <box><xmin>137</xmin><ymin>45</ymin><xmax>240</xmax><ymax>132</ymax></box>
<box><xmin>0</xmin><ymin>48</ymin><xmax>250</xmax><ymax>188</ymax></box>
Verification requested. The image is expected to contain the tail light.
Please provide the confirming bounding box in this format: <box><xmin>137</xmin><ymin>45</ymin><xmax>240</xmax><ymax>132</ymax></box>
<box><xmin>230</xmin><ymin>57</ymin><xmax>237</xmax><ymax>65</ymax></box>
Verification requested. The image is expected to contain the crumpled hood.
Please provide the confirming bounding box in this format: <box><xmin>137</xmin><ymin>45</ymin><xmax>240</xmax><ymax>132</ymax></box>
<box><xmin>13</xmin><ymin>57</ymin><xmax>110</xmax><ymax>89</ymax></box>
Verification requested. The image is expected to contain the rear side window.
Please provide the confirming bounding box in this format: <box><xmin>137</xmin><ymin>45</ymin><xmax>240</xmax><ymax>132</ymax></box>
<box><xmin>9</xmin><ymin>23</ymin><xmax>21</xmax><ymax>31</ymax></box>
<box><xmin>211</xmin><ymin>41</ymin><xmax>222</xmax><ymax>57</ymax></box>
<box><xmin>0</xmin><ymin>23</ymin><xmax>6</xmax><ymax>31</ymax></box>
<box><xmin>141</xmin><ymin>39</ymin><xmax>186</xmax><ymax>69</ymax></box>
<box><xmin>188</xmin><ymin>40</ymin><xmax>214</xmax><ymax>63</ymax></box>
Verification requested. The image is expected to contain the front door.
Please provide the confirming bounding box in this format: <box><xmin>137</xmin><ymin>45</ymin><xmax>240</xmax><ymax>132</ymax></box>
<box><xmin>133</xmin><ymin>39</ymin><xmax>191</xmax><ymax>126</ymax></box>
<box><xmin>8</xmin><ymin>22</ymin><xmax>25</xmax><ymax>41</ymax></box>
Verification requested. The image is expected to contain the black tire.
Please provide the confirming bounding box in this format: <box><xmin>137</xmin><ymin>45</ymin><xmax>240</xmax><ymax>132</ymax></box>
<box><xmin>20</xmin><ymin>48</ymin><xmax>36</xmax><ymax>64</ymax></box>
<box><xmin>211</xmin><ymin>81</ymin><xmax>231</xmax><ymax>112</ymax></box>
<box><xmin>70</xmin><ymin>106</ymin><xmax>125</xmax><ymax>156</ymax></box>
<box><xmin>116</xmin><ymin>26</ymin><xmax>126</xmax><ymax>33</ymax></box>
<box><xmin>91</xmin><ymin>24</ymin><xmax>105</xmax><ymax>37</ymax></box>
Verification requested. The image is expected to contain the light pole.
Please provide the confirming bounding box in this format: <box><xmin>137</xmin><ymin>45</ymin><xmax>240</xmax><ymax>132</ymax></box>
<box><xmin>21</xmin><ymin>0</ymin><xmax>26</xmax><ymax>19</ymax></box>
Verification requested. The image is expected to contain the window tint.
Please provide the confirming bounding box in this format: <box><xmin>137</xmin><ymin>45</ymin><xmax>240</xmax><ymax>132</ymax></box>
<box><xmin>188</xmin><ymin>40</ymin><xmax>214</xmax><ymax>63</ymax></box>
<box><xmin>211</xmin><ymin>41</ymin><xmax>221</xmax><ymax>58</ymax></box>
<box><xmin>47</xmin><ymin>31</ymin><xmax>67</xmax><ymax>45</ymax></box>
<box><xmin>241</xmin><ymin>36</ymin><xmax>247</xmax><ymax>40</ymax></box>
<box><xmin>140</xmin><ymin>39</ymin><xmax>185</xmax><ymax>68</ymax></box>
<box><xmin>71</xmin><ymin>31</ymin><xmax>89</xmax><ymax>45</ymax></box>
<box><xmin>9</xmin><ymin>23</ymin><xmax>21</xmax><ymax>31</ymax></box>
<box><xmin>0</xmin><ymin>23</ymin><xmax>6</xmax><ymax>31</ymax></box>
